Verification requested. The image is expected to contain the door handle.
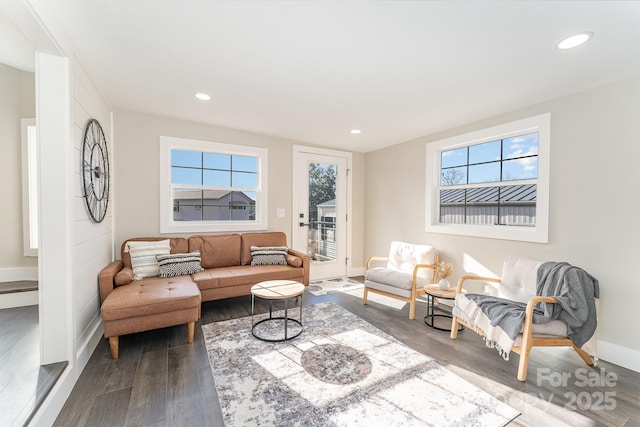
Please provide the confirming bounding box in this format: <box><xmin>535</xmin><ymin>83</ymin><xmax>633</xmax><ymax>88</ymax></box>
<box><xmin>299</xmin><ymin>222</ymin><xmax>310</xmax><ymax>227</ymax></box>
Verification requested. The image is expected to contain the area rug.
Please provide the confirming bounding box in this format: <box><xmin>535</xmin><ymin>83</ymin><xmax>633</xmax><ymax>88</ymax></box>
<box><xmin>306</xmin><ymin>277</ymin><xmax>364</xmax><ymax>296</ymax></box>
<box><xmin>202</xmin><ymin>302</ymin><xmax>519</xmax><ymax>427</ymax></box>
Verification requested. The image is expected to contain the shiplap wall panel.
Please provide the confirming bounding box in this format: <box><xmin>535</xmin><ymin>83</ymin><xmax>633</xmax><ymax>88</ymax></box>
<box><xmin>72</xmin><ymin>55</ymin><xmax>113</xmax><ymax>344</ymax></box>
<box><xmin>75</xmin><ymin>231</ymin><xmax>111</xmax><ymax>270</ymax></box>
<box><xmin>76</xmin><ymin>296</ymin><xmax>100</xmax><ymax>344</ymax></box>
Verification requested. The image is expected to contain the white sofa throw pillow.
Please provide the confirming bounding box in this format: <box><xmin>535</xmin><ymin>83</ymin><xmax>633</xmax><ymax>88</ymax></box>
<box><xmin>127</xmin><ymin>240</ymin><xmax>171</xmax><ymax>280</ymax></box>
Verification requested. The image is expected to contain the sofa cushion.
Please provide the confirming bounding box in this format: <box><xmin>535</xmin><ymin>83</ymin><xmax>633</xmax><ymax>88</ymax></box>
<box><xmin>387</xmin><ymin>241</ymin><xmax>437</xmax><ymax>283</ymax></box>
<box><xmin>188</xmin><ymin>234</ymin><xmax>241</xmax><ymax>268</ymax></box>
<box><xmin>121</xmin><ymin>237</ymin><xmax>189</xmax><ymax>269</ymax></box>
<box><xmin>157</xmin><ymin>251</ymin><xmax>204</xmax><ymax>277</ymax></box>
<box><xmin>250</xmin><ymin>245</ymin><xmax>288</xmax><ymax>265</ymax></box>
<box><xmin>128</xmin><ymin>240</ymin><xmax>171</xmax><ymax>280</ymax></box>
<box><xmin>192</xmin><ymin>265</ymin><xmax>303</xmax><ymax>291</ymax></box>
<box><xmin>499</xmin><ymin>256</ymin><xmax>543</xmax><ymax>303</ymax></box>
<box><xmin>240</xmin><ymin>232</ymin><xmax>287</xmax><ymax>265</ymax></box>
<box><xmin>115</xmin><ymin>267</ymin><xmax>134</xmax><ymax>286</ymax></box>
<box><xmin>285</xmin><ymin>254</ymin><xmax>303</xmax><ymax>267</ymax></box>
<box><xmin>101</xmin><ymin>276</ymin><xmax>200</xmax><ymax>321</ymax></box>
<box><xmin>366</xmin><ymin>267</ymin><xmax>414</xmax><ymax>290</ymax></box>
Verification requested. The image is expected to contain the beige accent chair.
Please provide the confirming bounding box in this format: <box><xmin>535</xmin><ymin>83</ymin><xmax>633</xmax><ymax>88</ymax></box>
<box><xmin>450</xmin><ymin>256</ymin><xmax>596</xmax><ymax>381</ymax></box>
<box><xmin>363</xmin><ymin>241</ymin><xmax>439</xmax><ymax>320</ymax></box>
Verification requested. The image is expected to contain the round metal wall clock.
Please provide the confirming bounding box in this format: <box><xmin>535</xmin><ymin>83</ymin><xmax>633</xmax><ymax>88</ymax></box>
<box><xmin>81</xmin><ymin>118</ymin><xmax>110</xmax><ymax>223</ymax></box>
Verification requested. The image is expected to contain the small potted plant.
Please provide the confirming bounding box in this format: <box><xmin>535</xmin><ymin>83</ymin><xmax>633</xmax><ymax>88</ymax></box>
<box><xmin>437</xmin><ymin>261</ymin><xmax>453</xmax><ymax>290</ymax></box>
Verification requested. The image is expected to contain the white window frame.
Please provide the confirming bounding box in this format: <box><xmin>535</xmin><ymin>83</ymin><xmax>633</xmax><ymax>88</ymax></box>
<box><xmin>160</xmin><ymin>136</ymin><xmax>268</xmax><ymax>233</ymax></box>
<box><xmin>426</xmin><ymin>113</ymin><xmax>550</xmax><ymax>243</ymax></box>
<box><xmin>21</xmin><ymin>118</ymin><xmax>38</xmax><ymax>256</ymax></box>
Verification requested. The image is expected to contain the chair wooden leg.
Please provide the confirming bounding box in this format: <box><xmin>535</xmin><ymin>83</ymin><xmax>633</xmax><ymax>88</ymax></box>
<box><xmin>362</xmin><ymin>288</ymin><xmax>368</xmax><ymax>305</ymax></box>
<box><xmin>450</xmin><ymin>317</ymin><xmax>460</xmax><ymax>339</ymax></box>
<box><xmin>187</xmin><ymin>322</ymin><xmax>195</xmax><ymax>343</ymax></box>
<box><xmin>109</xmin><ymin>336</ymin><xmax>119</xmax><ymax>359</ymax></box>
<box><xmin>409</xmin><ymin>299</ymin><xmax>416</xmax><ymax>320</ymax></box>
<box><xmin>517</xmin><ymin>351</ymin><xmax>531</xmax><ymax>381</ymax></box>
<box><xmin>573</xmin><ymin>344</ymin><xmax>595</xmax><ymax>366</ymax></box>
<box><xmin>517</xmin><ymin>329</ymin><xmax>533</xmax><ymax>381</ymax></box>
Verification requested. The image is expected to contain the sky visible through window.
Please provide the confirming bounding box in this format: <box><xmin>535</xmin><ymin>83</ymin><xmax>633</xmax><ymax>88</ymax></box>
<box><xmin>441</xmin><ymin>132</ymin><xmax>538</xmax><ymax>186</ymax></box>
<box><xmin>171</xmin><ymin>149</ymin><xmax>258</xmax><ymax>189</ymax></box>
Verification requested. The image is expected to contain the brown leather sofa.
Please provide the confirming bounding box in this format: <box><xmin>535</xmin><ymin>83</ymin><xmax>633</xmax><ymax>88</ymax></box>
<box><xmin>98</xmin><ymin>232</ymin><xmax>309</xmax><ymax>358</ymax></box>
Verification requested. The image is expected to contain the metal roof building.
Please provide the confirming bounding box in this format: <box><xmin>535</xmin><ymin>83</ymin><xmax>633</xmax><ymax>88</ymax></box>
<box><xmin>440</xmin><ymin>184</ymin><xmax>536</xmax><ymax>226</ymax></box>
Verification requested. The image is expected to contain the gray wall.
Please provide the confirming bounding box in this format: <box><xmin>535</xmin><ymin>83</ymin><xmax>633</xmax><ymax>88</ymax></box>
<box><xmin>0</xmin><ymin>63</ymin><xmax>37</xmax><ymax>270</ymax></box>
<box><xmin>365</xmin><ymin>74</ymin><xmax>640</xmax><ymax>367</ymax></box>
<box><xmin>113</xmin><ymin>109</ymin><xmax>366</xmax><ymax>270</ymax></box>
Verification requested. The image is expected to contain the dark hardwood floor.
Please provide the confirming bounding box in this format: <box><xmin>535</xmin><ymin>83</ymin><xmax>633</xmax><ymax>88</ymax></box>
<box><xmin>55</xmin><ymin>282</ymin><xmax>640</xmax><ymax>426</ymax></box>
<box><xmin>0</xmin><ymin>305</ymin><xmax>67</xmax><ymax>427</ymax></box>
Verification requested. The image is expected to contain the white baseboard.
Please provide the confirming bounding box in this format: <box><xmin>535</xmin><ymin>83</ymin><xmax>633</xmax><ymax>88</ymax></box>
<box><xmin>348</xmin><ymin>266</ymin><xmax>365</xmax><ymax>277</ymax></box>
<box><xmin>597</xmin><ymin>340</ymin><xmax>640</xmax><ymax>373</ymax></box>
<box><xmin>31</xmin><ymin>316</ymin><xmax>104</xmax><ymax>426</ymax></box>
<box><xmin>0</xmin><ymin>290</ymin><xmax>38</xmax><ymax>309</ymax></box>
<box><xmin>0</xmin><ymin>266</ymin><xmax>38</xmax><ymax>282</ymax></box>
<box><xmin>76</xmin><ymin>315</ymin><xmax>104</xmax><ymax>368</ymax></box>
<box><xmin>29</xmin><ymin>367</ymin><xmax>74</xmax><ymax>427</ymax></box>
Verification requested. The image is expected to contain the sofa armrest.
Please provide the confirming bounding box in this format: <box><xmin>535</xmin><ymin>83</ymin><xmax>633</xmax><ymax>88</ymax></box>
<box><xmin>287</xmin><ymin>248</ymin><xmax>310</xmax><ymax>286</ymax></box>
<box><xmin>99</xmin><ymin>260</ymin><xmax>124</xmax><ymax>304</ymax></box>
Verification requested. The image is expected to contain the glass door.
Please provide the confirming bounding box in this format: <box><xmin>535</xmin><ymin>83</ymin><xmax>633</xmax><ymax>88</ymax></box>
<box><xmin>294</xmin><ymin>151</ymin><xmax>347</xmax><ymax>280</ymax></box>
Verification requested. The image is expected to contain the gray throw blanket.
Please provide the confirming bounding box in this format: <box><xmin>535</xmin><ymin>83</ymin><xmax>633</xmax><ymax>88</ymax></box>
<box><xmin>536</xmin><ymin>262</ymin><xmax>599</xmax><ymax>347</ymax></box>
<box><xmin>464</xmin><ymin>261</ymin><xmax>599</xmax><ymax>349</ymax></box>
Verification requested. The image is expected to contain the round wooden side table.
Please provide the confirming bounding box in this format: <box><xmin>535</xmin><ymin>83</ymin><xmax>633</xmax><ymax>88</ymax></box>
<box><xmin>423</xmin><ymin>284</ymin><xmax>463</xmax><ymax>332</ymax></box>
<box><xmin>251</xmin><ymin>280</ymin><xmax>305</xmax><ymax>342</ymax></box>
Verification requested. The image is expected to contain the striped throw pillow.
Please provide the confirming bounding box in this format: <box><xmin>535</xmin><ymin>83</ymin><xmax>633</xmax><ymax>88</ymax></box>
<box><xmin>127</xmin><ymin>240</ymin><xmax>171</xmax><ymax>280</ymax></box>
<box><xmin>156</xmin><ymin>251</ymin><xmax>204</xmax><ymax>278</ymax></box>
<box><xmin>250</xmin><ymin>246</ymin><xmax>288</xmax><ymax>266</ymax></box>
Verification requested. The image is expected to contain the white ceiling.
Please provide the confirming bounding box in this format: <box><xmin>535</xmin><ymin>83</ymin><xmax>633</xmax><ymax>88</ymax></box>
<box><xmin>49</xmin><ymin>1</ymin><xmax>640</xmax><ymax>152</ymax></box>
<box><xmin>0</xmin><ymin>10</ymin><xmax>35</xmax><ymax>71</ymax></box>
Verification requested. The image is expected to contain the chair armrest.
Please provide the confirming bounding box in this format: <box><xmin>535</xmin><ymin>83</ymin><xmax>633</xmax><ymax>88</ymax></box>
<box><xmin>366</xmin><ymin>256</ymin><xmax>388</xmax><ymax>270</ymax></box>
<box><xmin>412</xmin><ymin>263</ymin><xmax>438</xmax><ymax>283</ymax></box>
<box><xmin>525</xmin><ymin>296</ymin><xmax>558</xmax><ymax>317</ymax></box>
<box><xmin>454</xmin><ymin>275</ymin><xmax>500</xmax><ymax>293</ymax></box>
<box><xmin>99</xmin><ymin>260</ymin><xmax>124</xmax><ymax>305</ymax></box>
<box><xmin>521</xmin><ymin>296</ymin><xmax>559</xmax><ymax>342</ymax></box>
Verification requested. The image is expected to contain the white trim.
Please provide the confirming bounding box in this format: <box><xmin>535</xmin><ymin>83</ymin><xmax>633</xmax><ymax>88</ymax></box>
<box><xmin>597</xmin><ymin>340</ymin><xmax>640</xmax><ymax>373</ymax></box>
<box><xmin>29</xmin><ymin>368</ymin><xmax>74</xmax><ymax>427</ymax></box>
<box><xmin>159</xmin><ymin>136</ymin><xmax>268</xmax><ymax>233</ymax></box>
<box><xmin>0</xmin><ymin>266</ymin><xmax>38</xmax><ymax>282</ymax></box>
<box><xmin>75</xmin><ymin>315</ymin><xmax>104</xmax><ymax>373</ymax></box>
<box><xmin>21</xmin><ymin>118</ymin><xmax>39</xmax><ymax>257</ymax></box>
<box><xmin>36</xmin><ymin>51</ymin><xmax>73</xmax><ymax>365</ymax></box>
<box><xmin>426</xmin><ymin>113</ymin><xmax>550</xmax><ymax>243</ymax></box>
<box><xmin>110</xmin><ymin>111</ymin><xmax>116</xmax><ymax>261</ymax></box>
<box><xmin>0</xmin><ymin>291</ymin><xmax>38</xmax><ymax>309</ymax></box>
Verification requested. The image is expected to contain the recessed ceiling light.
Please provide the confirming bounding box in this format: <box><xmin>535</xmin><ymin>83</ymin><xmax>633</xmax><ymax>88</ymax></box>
<box><xmin>195</xmin><ymin>93</ymin><xmax>211</xmax><ymax>101</ymax></box>
<box><xmin>557</xmin><ymin>32</ymin><xmax>593</xmax><ymax>50</ymax></box>
<box><xmin>350</xmin><ymin>129</ymin><xmax>362</xmax><ymax>134</ymax></box>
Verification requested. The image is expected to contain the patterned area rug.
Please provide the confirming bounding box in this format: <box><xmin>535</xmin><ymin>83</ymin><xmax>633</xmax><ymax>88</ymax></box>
<box><xmin>202</xmin><ymin>302</ymin><xmax>519</xmax><ymax>427</ymax></box>
<box><xmin>306</xmin><ymin>277</ymin><xmax>364</xmax><ymax>296</ymax></box>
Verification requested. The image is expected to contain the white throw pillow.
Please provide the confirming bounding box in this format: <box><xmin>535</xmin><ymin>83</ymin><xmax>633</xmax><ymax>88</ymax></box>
<box><xmin>127</xmin><ymin>240</ymin><xmax>171</xmax><ymax>280</ymax></box>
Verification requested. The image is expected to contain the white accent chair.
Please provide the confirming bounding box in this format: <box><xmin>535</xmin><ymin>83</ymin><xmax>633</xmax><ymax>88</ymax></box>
<box><xmin>363</xmin><ymin>241</ymin><xmax>439</xmax><ymax>320</ymax></box>
<box><xmin>450</xmin><ymin>256</ymin><xmax>597</xmax><ymax>381</ymax></box>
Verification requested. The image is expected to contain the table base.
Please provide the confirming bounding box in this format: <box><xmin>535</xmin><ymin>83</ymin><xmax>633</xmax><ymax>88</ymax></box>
<box><xmin>251</xmin><ymin>294</ymin><xmax>303</xmax><ymax>342</ymax></box>
<box><xmin>424</xmin><ymin>294</ymin><xmax>463</xmax><ymax>333</ymax></box>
